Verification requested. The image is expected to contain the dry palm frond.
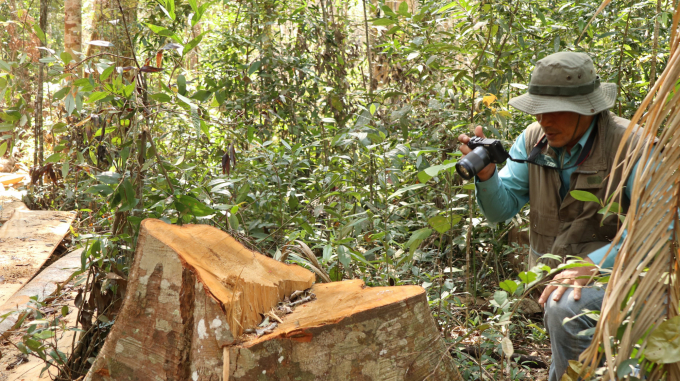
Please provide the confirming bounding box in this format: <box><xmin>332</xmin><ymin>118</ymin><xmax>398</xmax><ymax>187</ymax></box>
<box><xmin>579</xmin><ymin>4</ymin><xmax>680</xmax><ymax>379</ymax></box>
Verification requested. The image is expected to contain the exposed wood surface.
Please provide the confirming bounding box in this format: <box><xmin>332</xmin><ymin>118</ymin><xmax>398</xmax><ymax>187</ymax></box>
<box><xmin>229</xmin><ymin>279</ymin><xmax>461</xmax><ymax>381</ymax></box>
<box><xmin>0</xmin><ymin>210</ymin><xmax>75</xmax><ymax>291</ymax></box>
<box><xmin>0</xmin><ymin>283</ymin><xmax>24</xmax><ymax>305</ymax></box>
<box><xmin>142</xmin><ymin>218</ymin><xmax>316</xmax><ymax>333</ymax></box>
<box><xmin>0</xmin><ymin>198</ymin><xmax>27</xmax><ymax>223</ymax></box>
<box><xmin>85</xmin><ymin>219</ymin><xmax>316</xmax><ymax>381</ymax></box>
<box><xmin>0</xmin><ymin>173</ymin><xmax>24</xmax><ymax>186</ymax></box>
<box><xmin>0</xmin><ymin>249</ymin><xmax>82</xmax><ymax>338</ymax></box>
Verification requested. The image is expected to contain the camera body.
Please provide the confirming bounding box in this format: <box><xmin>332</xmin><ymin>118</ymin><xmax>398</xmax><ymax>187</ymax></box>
<box><xmin>455</xmin><ymin>137</ymin><xmax>510</xmax><ymax>180</ymax></box>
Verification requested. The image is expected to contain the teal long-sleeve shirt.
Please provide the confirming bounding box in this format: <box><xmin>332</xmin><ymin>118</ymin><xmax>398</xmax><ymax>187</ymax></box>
<box><xmin>474</xmin><ymin>118</ymin><xmax>637</xmax><ymax>269</ymax></box>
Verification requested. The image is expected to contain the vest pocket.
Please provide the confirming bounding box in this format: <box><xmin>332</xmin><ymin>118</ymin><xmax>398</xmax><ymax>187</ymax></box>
<box><xmin>529</xmin><ymin>210</ymin><xmax>560</xmax><ymax>255</ymax></box>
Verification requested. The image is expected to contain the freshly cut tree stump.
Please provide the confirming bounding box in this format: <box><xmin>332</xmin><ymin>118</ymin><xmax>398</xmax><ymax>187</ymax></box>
<box><xmin>228</xmin><ymin>279</ymin><xmax>460</xmax><ymax>381</ymax></box>
<box><xmin>86</xmin><ymin>219</ymin><xmax>461</xmax><ymax>381</ymax></box>
<box><xmin>85</xmin><ymin>219</ymin><xmax>315</xmax><ymax>381</ymax></box>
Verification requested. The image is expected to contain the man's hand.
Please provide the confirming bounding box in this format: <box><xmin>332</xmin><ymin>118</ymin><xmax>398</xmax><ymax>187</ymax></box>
<box><xmin>457</xmin><ymin>126</ymin><xmax>497</xmax><ymax>181</ymax></box>
<box><xmin>538</xmin><ymin>257</ymin><xmax>598</xmax><ymax>307</ymax></box>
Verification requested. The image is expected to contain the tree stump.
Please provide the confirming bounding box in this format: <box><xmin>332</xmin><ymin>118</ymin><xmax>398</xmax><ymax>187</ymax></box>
<box><xmin>85</xmin><ymin>219</ymin><xmax>461</xmax><ymax>381</ymax></box>
<box><xmin>228</xmin><ymin>279</ymin><xmax>460</xmax><ymax>381</ymax></box>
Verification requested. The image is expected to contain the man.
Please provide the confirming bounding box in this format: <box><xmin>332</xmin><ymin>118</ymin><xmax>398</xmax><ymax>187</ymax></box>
<box><xmin>458</xmin><ymin>52</ymin><xmax>642</xmax><ymax>380</ymax></box>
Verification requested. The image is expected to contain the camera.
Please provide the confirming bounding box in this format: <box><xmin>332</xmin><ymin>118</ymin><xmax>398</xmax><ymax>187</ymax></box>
<box><xmin>455</xmin><ymin>137</ymin><xmax>510</xmax><ymax>180</ymax></box>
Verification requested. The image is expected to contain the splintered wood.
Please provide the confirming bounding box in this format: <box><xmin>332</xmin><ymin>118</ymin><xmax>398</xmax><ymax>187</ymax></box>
<box><xmin>85</xmin><ymin>219</ymin><xmax>461</xmax><ymax>381</ymax></box>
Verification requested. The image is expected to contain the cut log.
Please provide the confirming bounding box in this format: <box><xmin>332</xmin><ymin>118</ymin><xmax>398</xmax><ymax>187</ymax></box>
<box><xmin>85</xmin><ymin>219</ymin><xmax>461</xmax><ymax>381</ymax></box>
<box><xmin>0</xmin><ymin>210</ymin><xmax>75</xmax><ymax>306</ymax></box>
<box><xmin>228</xmin><ymin>279</ymin><xmax>461</xmax><ymax>380</ymax></box>
<box><xmin>0</xmin><ymin>173</ymin><xmax>24</xmax><ymax>186</ymax></box>
<box><xmin>0</xmin><ymin>197</ymin><xmax>27</xmax><ymax>223</ymax></box>
<box><xmin>0</xmin><ymin>250</ymin><xmax>82</xmax><ymax>381</ymax></box>
<box><xmin>0</xmin><ymin>249</ymin><xmax>83</xmax><ymax>338</ymax></box>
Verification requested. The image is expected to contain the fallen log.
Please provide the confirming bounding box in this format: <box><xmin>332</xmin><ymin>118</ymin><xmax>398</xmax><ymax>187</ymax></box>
<box><xmin>0</xmin><ymin>250</ymin><xmax>83</xmax><ymax>380</ymax></box>
<box><xmin>0</xmin><ymin>249</ymin><xmax>83</xmax><ymax>338</ymax></box>
<box><xmin>0</xmin><ymin>209</ymin><xmax>75</xmax><ymax>311</ymax></box>
<box><xmin>85</xmin><ymin>219</ymin><xmax>461</xmax><ymax>381</ymax></box>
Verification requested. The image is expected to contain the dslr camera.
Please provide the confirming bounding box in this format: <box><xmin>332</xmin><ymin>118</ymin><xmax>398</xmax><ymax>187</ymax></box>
<box><xmin>455</xmin><ymin>137</ymin><xmax>510</xmax><ymax>180</ymax></box>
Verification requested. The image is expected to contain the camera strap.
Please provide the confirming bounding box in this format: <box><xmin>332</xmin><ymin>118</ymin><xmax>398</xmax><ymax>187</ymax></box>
<box><xmin>510</xmin><ymin>125</ymin><xmax>598</xmax><ymax>170</ymax></box>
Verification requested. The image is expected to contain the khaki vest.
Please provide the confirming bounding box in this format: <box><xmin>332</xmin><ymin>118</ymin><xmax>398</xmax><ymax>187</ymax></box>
<box><xmin>524</xmin><ymin>111</ymin><xmax>639</xmax><ymax>262</ymax></box>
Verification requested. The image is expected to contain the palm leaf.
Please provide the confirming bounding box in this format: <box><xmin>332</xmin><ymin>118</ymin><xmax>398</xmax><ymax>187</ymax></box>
<box><xmin>579</xmin><ymin>5</ymin><xmax>680</xmax><ymax>379</ymax></box>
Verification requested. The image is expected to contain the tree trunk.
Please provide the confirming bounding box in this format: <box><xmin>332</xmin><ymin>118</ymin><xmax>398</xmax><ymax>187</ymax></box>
<box><xmin>64</xmin><ymin>0</ymin><xmax>82</xmax><ymax>73</ymax></box>
<box><xmin>35</xmin><ymin>0</ymin><xmax>48</xmax><ymax>168</ymax></box>
<box><xmin>85</xmin><ymin>219</ymin><xmax>462</xmax><ymax>381</ymax></box>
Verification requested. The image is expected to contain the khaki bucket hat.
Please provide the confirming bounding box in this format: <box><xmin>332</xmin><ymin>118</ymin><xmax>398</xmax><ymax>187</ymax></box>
<box><xmin>508</xmin><ymin>52</ymin><xmax>616</xmax><ymax>116</ymax></box>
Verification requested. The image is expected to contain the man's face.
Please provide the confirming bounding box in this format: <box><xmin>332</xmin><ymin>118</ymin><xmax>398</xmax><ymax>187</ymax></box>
<box><xmin>535</xmin><ymin>111</ymin><xmax>587</xmax><ymax>149</ymax></box>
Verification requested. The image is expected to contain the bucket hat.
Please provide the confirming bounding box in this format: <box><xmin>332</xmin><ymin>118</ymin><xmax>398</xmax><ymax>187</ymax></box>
<box><xmin>508</xmin><ymin>52</ymin><xmax>616</xmax><ymax>116</ymax></box>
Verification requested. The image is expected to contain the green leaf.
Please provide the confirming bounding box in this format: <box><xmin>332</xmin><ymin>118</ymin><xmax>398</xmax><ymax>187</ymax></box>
<box><xmin>499</xmin><ymin>279</ymin><xmax>519</xmax><ymax>295</ymax></box>
<box><xmin>86</xmin><ymin>91</ymin><xmax>108</xmax><ymax>103</ymax></box>
<box><xmin>188</xmin><ymin>0</ymin><xmax>198</xmax><ymax>13</ymax></box>
<box><xmin>177</xmin><ymin>74</ymin><xmax>186</xmax><ymax>95</ymax></box>
<box><xmin>145</xmin><ymin>23</ymin><xmax>174</xmax><ymax>37</ymax></box>
<box><xmin>337</xmin><ymin>245</ymin><xmax>351</xmax><ymax>267</ymax></box>
<box><xmin>397</xmin><ymin>1</ymin><xmax>410</xmax><ymax>17</ymax></box>
<box><xmin>150</xmin><ymin>93</ymin><xmax>172</xmax><ymax>102</ymax></box>
<box><xmin>493</xmin><ymin>290</ymin><xmax>508</xmax><ymax>307</ymax></box>
<box><xmin>417</xmin><ymin>161</ymin><xmax>457</xmax><ymax>182</ymax></box>
<box><xmin>435</xmin><ymin>1</ymin><xmax>457</xmax><ymax>14</ymax></box>
<box><xmin>65</xmin><ymin>93</ymin><xmax>76</xmax><ymax>115</ymax></box>
<box><xmin>100</xmin><ymin>66</ymin><xmax>114</xmax><ymax>81</ymax></box>
<box><xmin>372</xmin><ymin>18</ymin><xmax>396</xmax><ymax>26</ymax></box>
<box><xmin>85</xmin><ymin>184</ymin><xmax>114</xmax><ymax>196</ymax></box>
<box><xmin>518</xmin><ymin>271</ymin><xmax>537</xmax><ymax>284</ymax></box>
<box><xmin>45</xmin><ymin>153</ymin><xmax>63</xmax><ymax>163</ymax></box>
<box><xmin>380</xmin><ymin>5</ymin><xmax>397</xmax><ymax>17</ymax></box>
<box><xmin>183</xmin><ymin>31</ymin><xmax>208</xmax><ymax>56</ymax></box>
<box><xmin>248</xmin><ymin>60</ymin><xmax>262</xmax><ymax>76</ymax></box>
<box><xmin>176</xmin><ymin>195</ymin><xmax>214</xmax><ymax>217</ymax></box>
<box><xmin>0</xmin><ymin>142</ymin><xmax>6</xmax><ymax>157</ymax></box>
<box><xmin>177</xmin><ymin>93</ymin><xmax>197</xmax><ymax>109</ymax></box>
<box><xmin>33</xmin><ymin>330</ymin><xmax>55</xmax><ymax>340</ymax></box>
<box><xmin>428</xmin><ymin>215</ymin><xmax>452</xmax><ymax>234</ymax></box>
<box><xmin>645</xmin><ymin>316</ymin><xmax>680</xmax><ymax>363</ymax></box>
<box><xmin>387</xmin><ymin>183</ymin><xmax>428</xmax><ymax>199</ymax></box>
<box><xmin>33</xmin><ymin>23</ymin><xmax>46</xmax><ymax>43</ymax></box>
<box><xmin>53</xmin><ymin>86</ymin><xmax>70</xmax><ymax>101</ymax></box>
<box><xmin>60</xmin><ymin>51</ymin><xmax>72</xmax><ymax>64</ymax></box>
<box><xmin>617</xmin><ymin>358</ymin><xmax>639</xmax><ymax>378</ymax></box>
<box><xmin>0</xmin><ymin>60</ymin><xmax>11</xmax><ymax>72</ymax></box>
<box><xmin>52</xmin><ymin>122</ymin><xmax>67</xmax><ymax>133</ymax></box>
<box><xmin>25</xmin><ymin>338</ymin><xmax>42</xmax><ymax>351</ymax></box>
<box><xmin>405</xmin><ymin>228</ymin><xmax>432</xmax><ymax>253</ymax></box>
<box><xmin>570</xmin><ymin>190</ymin><xmax>601</xmax><ymax>204</ymax></box>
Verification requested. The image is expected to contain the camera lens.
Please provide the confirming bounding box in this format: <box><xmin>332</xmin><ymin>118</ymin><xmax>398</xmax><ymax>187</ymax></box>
<box><xmin>456</xmin><ymin>147</ymin><xmax>491</xmax><ymax>180</ymax></box>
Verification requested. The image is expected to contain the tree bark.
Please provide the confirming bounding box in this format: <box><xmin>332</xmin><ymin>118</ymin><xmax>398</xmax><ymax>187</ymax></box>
<box><xmin>35</xmin><ymin>0</ymin><xmax>48</xmax><ymax>168</ymax></box>
<box><xmin>64</xmin><ymin>0</ymin><xmax>82</xmax><ymax>73</ymax></box>
<box><xmin>84</xmin><ymin>219</ymin><xmax>462</xmax><ymax>381</ymax></box>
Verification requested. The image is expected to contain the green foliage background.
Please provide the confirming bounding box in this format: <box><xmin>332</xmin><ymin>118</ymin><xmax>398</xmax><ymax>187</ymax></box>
<box><xmin>0</xmin><ymin>0</ymin><xmax>670</xmax><ymax>378</ymax></box>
